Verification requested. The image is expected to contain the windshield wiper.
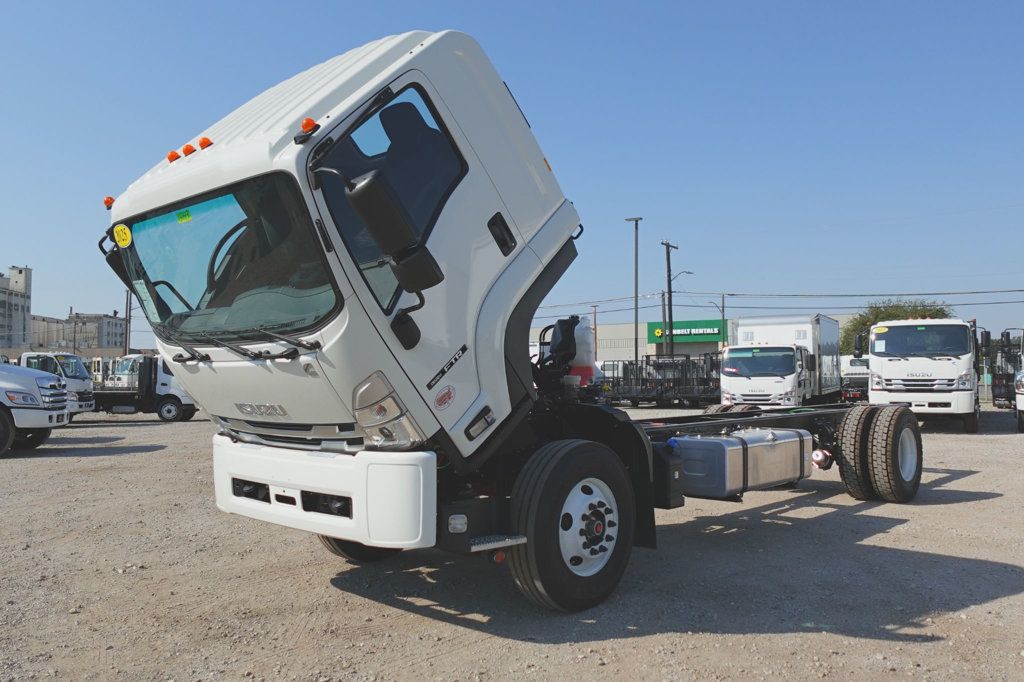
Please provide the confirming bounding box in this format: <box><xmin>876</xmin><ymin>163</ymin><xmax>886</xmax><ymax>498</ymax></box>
<box><xmin>254</xmin><ymin>328</ymin><xmax>322</xmax><ymax>351</ymax></box>
<box><xmin>199</xmin><ymin>333</ymin><xmax>265</xmax><ymax>360</ymax></box>
<box><xmin>154</xmin><ymin>325</ymin><xmax>211</xmax><ymax>363</ymax></box>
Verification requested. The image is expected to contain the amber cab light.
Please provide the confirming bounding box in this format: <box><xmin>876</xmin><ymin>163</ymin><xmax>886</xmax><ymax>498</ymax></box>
<box><xmin>167</xmin><ymin>150</ymin><xmax>181</xmax><ymax>163</ymax></box>
<box><xmin>198</xmin><ymin>136</ymin><xmax>213</xmax><ymax>149</ymax></box>
<box><xmin>182</xmin><ymin>144</ymin><xmax>196</xmax><ymax>156</ymax></box>
<box><xmin>103</xmin><ymin>196</ymin><xmax>115</xmax><ymax>210</ymax></box>
<box><xmin>300</xmin><ymin>117</ymin><xmax>317</xmax><ymax>133</ymax></box>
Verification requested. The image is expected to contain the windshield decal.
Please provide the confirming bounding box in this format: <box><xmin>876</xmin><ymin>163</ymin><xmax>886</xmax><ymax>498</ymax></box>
<box><xmin>132</xmin><ymin>279</ymin><xmax>161</xmax><ymax>321</ymax></box>
<box><xmin>113</xmin><ymin>223</ymin><xmax>132</xmax><ymax>248</ymax></box>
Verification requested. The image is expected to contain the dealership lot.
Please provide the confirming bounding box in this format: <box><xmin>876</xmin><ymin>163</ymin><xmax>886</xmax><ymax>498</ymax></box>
<box><xmin>2</xmin><ymin>409</ymin><xmax>1022</xmax><ymax>680</ymax></box>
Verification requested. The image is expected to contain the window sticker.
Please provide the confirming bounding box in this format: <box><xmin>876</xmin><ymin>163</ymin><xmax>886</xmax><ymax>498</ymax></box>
<box><xmin>874</xmin><ymin>326</ymin><xmax>889</xmax><ymax>334</ymax></box>
<box><xmin>113</xmin><ymin>223</ymin><xmax>132</xmax><ymax>248</ymax></box>
<box><xmin>875</xmin><ymin>340</ymin><xmax>886</xmax><ymax>352</ymax></box>
<box><xmin>176</xmin><ymin>209</ymin><xmax>193</xmax><ymax>224</ymax></box>
<box><xmin>132</xmin><ymin>280</ymin><xmax>160</xmax><ymax>321</ymax></box>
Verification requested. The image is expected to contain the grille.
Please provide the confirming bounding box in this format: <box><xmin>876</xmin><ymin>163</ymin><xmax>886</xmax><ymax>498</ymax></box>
<box><xmin>739</xmin><ymin>394</ymin><xmax>774</xmax><ymax>403</ymax></box>
<box><xmin>215</xmin><ymin>416</ymin><xmax>365</xmax><ymax>453</ymax></box>
<box><xmin>39</xmin><ymin>386</ymin><xmax>68</xmax><ymax>411</ymax></box>
<box><xmin>882</xmin><ymin>378</ymin><xmax>956</xmax><ymax>392</ymax></box>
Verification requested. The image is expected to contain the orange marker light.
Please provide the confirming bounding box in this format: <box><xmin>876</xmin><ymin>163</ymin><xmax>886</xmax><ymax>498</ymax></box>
<box><xmin>300</xmin><ymin>117</ymin><xmax>317</xmax><ymax>133</ymax></box>
<box><xmin>198</xmin><ymin>136</ymin><xmax>213</xmax><ymax>149</ymax></box>
<box><xmin>182</xmin><ymin>143</ymin><xmax>196</xmax><ymax>156</ymax></box>
<box><xmin>103</xmin><ymin>196</ymin><xmax>115</xmax><ymax>210</ymax></box>
<box><xmin>167</xmin><ymin>150</ymin><xmax>181</xmax><ymax>163</ymax></box>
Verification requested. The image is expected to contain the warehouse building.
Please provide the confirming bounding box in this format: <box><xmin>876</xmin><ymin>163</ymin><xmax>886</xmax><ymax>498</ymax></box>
<box><xmin>0</xmin><ymin>266</ymin><xmax>32</xmax><ymax>350</ymax></box>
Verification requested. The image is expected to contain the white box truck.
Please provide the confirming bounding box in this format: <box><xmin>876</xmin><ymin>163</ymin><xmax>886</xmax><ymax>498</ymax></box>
<box><xmin>857</xmin><ymin>318</ymin><xmax>980</xmax><ymax>432</ymax></box>
<box><xmin>97</xmin><ymin>30</ymin><xmax>924</xmax><ymax>611</ymax></box>
<box><xmin>721</xmin><ymin>315</ymin><xmax>841</xmax><ymax>406</ymax></box>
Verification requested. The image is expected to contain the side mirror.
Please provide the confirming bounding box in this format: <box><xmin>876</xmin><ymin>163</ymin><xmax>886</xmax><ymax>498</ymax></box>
<box><xmin>1001</xmin><ymin>331</ymin><xmax>1011</xmax><ymax>348</ymax></box>
<box><xmin>980</xmin><ymin>330</ymin><xmax>991</xmax><ymax>349</ymax></box>
<box><xmin>853</xmin><ymin>334</ymin><xmax>864</xmax><ymax>359</ymax></box>
<box><xmin>807</xmin><ymin>354</ymin><xmax>817</xmax><ymax>372</ymax></box>
<box><xmin>346</xmin><ymin>169</ymin><xmax>443</xmax><ymax>293</ymax></box>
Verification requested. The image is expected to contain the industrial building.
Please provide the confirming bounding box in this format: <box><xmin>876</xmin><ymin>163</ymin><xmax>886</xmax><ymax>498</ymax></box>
<box><xmin>0</xmin><ymin>266</ymin><xmax>32</xmax><ymax>350</ymax></box>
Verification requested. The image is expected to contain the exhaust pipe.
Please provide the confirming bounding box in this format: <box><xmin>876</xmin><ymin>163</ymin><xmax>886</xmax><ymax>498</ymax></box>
<box><xmin>811</xmin><ymin>449</ymin><xmax>834</xmax><ymax>470</ymax></box>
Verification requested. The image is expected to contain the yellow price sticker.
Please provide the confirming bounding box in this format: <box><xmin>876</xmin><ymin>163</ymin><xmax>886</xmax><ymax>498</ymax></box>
<box><xmin>874</xmin><ymin>326</ymin><xmax>889</xmax><ymax>334</ymax></box>
<box><xmin>113</xmin><ymin>224</ymin><xmax>132</xmax><ymax>248</ymax></box>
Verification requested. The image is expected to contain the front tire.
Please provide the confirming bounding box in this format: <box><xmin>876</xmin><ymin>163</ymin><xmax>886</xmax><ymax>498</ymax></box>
<box><xmin>865</xmin><ymin>406</ymin><xmax>922</xmax><ymax>503</ymax></box>
<box><xmin>1017</xmin><ymin>410</ymin><xmax>1023</xmax><ymax>434</ymax></box>
<box><xmin>0</xmin><ymin>410</ymin><xmax>15</xmax><ymax>456</ymax></box>
<box><xmin>317</xmin><ymin>536</ymin><xmax>401</xmax><ymax>563</ymax></box>
<box><xmin>180</xmin><ymin>406</ymin><xmax>197</xmax><ymax>421</ymax></box>
<box><xmin>963</xmin><ymin>402</ymin><xmax>980</xmax><ymax>434</ymax></box>
<box><xmin>12</xmin><ymin>428</ymin><xmax>52</xmax><ymax>451</ymax></box>
<box><xmin>703</xmin><ymin>404</ymin><xmax>731</xmax><ymax>415</ymax></box>
<box><xmin>509</xmin><ymin>439</ymin><xmax>635</xmax><ymax>612</ymax></box>
<box><xmin>156</xmin><ymin>396</ymin><xmax>182</xmax><ymax>422</ymax></box>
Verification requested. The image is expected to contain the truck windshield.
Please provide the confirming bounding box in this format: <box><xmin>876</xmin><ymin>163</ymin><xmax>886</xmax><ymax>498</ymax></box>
<box><xmin>118</xmin><ymin>172</ymin><xmax>339</xmax><ymax>342</ymax></box>
<box><xmin>54</xmin><ymin>355</ymin><xmax>90</xmax><ymax>381</ymax></box>
<box><xmin>114</xmin><ymin>358</ymin><xmax>137</xmax><ymax>374</ymax></box>
<box><xmin>871</xmin><ymin>324</ymin><xmax>972</xmax><ymax>357</ymax></box>
<box><xmin>722</xmin><ymin>347</ymin><xmax>796</xmax><ymax>377</ymax></box>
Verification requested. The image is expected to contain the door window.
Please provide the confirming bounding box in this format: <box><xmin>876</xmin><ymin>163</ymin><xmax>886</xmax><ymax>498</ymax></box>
<box><xmin>318</xmin><ymin>86</ymin><xmax>467</xmax><ymax>311</ymax></box>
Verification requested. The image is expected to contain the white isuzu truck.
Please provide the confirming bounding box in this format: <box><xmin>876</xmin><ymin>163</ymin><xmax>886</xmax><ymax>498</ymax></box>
<box><xmin>1</xmin><ymin>363</ymin><xmax>68</xmax><ymax>455</ymax></box>
<box><xmin>17</xmin><ymin>353</ymin><xmax>95</xmax><ymax>421</ymax></box>
<box><xmin>720</xmin><ymin>315</ymin><xmax>841</xmax><ymax>407</ymax></box>
<box><xmin>856</xmin><ymin>318</ymin><xmax>981</xmax><ymax>432</ymax></box>
<box><xmin>98</xmin><ymin>30</ymin><xmax>925</xmax><ymax>611</ymax></box>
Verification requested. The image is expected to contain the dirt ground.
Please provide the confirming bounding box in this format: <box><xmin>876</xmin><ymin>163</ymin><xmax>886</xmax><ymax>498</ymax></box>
<box><xmin>1</xmin><ymin>407</ymin><xmax>1022</xmax><ymax>680</ymax></box>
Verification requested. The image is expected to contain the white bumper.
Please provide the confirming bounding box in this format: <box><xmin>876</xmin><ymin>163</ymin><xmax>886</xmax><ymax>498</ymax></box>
<box><xmin>10</xmin><ymin>408</ymin><xmax>66</xmax><ymax>428</ymax></box>
<box><xmin>870</xmin><ymin>390</ymin><xmax>974</xmax><ymax>415</ymax></box>
<box><xmin>71</xmin><ymin>401</ymin><xmax>95</xmax><ymax>414</ymax></box>
<box><xmin>212</xmin><ymin>434</ymin><xmax>437</xmax><ymax>549</ymax></box>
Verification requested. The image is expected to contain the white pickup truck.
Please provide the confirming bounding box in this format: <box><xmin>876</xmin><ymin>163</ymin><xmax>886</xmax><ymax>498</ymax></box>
<box><xmin>1</xmin><ymin>363</ymin><xmax>68</xmax><ymax>455</ymax></box>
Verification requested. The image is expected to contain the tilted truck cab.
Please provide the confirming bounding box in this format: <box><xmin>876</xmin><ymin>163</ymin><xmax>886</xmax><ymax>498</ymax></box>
<box><xmin>100</xmin><ymin>31</ymin><xmax>925</xmax><ymax>611</ymax></box>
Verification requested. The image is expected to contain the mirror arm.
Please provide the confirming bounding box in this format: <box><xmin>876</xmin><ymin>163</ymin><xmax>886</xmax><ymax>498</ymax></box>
<box><xmin>311</xmin><ymin>165</ymin><xmax>354</xmax><ymax>191</ymax></box>
<box><xmin>397</xmin><ymin>290</ymin><xmax>426</xmax><ymax>317</ymax></box>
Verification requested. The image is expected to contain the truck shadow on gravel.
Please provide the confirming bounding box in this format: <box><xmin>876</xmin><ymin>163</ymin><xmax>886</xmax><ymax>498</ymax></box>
<box><xmin>918</xmin><ymin>410</ymin><xmax>1017</xmax><ymax>435</ymax></box>
<box><xmin>330</xmin><ymin>467</ymin><xmax>1021</xmax><ymax>643</ymax></box>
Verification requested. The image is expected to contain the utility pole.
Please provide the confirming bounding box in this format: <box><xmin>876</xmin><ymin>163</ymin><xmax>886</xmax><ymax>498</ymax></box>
<box><xmin>661</xmin><ymin>240</ymin><xmax>678</xmax><ymax>357</ymax></box>
<box><xmin>721</xmin><ymin>292</ymin><xmax>727</xmax><ymax>349</ymax></box>
<box><xmin>625</xmin><ymin>217</ymin><xmax>642</xmax><ymax>385</ymax></box>
<box><xmin>660</xmin><ymin>291</ymin><xmax>668</xmax><ymax>356</ymax></box>
<box><xmin>591</xmin><ymin>304</ymin><xmax>598</xmax><ymax>363</ymax></box>
<box><xmin>124</xmin><ymin>289</ymin><xmax>131</xmax><ymax>356</ymax></box>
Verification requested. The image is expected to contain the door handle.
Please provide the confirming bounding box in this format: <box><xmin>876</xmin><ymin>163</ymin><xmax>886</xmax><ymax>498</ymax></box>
<box><xmin>487</xmin><ymin>212</ymin><xmax>517</xmax><ymax>256</ymax></box>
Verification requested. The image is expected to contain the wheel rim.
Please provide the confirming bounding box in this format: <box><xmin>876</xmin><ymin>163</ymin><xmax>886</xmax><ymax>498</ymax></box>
<box><xmin>160</xmin><ymin>403</ymin><xmax>179</xmax><ymax>420</ymax></box>
<box><xmin>897</xmin><ymin>426</ymin><xmax>918</xmax><ymax>481</ymax></box>
<box><xmin>558</xmin><ymin>477</ymin><xmax>619</xmax><ymax>577</ymax></box>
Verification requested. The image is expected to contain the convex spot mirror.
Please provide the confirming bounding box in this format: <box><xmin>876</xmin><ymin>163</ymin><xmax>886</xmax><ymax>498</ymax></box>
<box><xmin>980</xmin><ymin>330</ymin><xmax>991</xmax><ymax>349</ymax></box>
<box><xmin>346</xmin><ymin>170</ymin><xmax>443</xmax><ymax>293</ymax></box>
<box><xmin>853</xmin><ymin>334</ymin><xmax>864</xmax><ymax>358</ymax></box>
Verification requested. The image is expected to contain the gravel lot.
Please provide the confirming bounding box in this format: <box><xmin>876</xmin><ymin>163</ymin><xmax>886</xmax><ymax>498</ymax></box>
<box><xmin>2</xmin><ymin>407</ymin><xmax>1022</xmax><ymax>680</ymax></box>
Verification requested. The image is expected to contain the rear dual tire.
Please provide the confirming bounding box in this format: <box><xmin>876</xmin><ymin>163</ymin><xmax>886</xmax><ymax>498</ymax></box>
<box><xmin>837</xmin><ymin>405</ymin><xmax>922</xmax><ymax>503</ymax></box>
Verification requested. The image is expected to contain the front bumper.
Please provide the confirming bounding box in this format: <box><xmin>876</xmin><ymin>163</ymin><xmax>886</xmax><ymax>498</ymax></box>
<box><xmin>71</xmin><ymin>401</ymin><xmax>95</xmax><ymax>414</ymax></box>
<box><xmin>870</xmin><ymin>390</ymin><xmax>974</xmax><ymax>415</ymax></box>
<box><xmin>10</xmin><ymin>407</ymin><xmax>66</xmax><ymax>428</ymax></box>
<box><xmin>213</xmin><ymin>434</ymin><xmax>437</xmax><ymax>549</ymax></box>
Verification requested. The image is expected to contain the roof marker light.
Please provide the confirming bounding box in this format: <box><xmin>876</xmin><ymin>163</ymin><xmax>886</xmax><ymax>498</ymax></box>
<box><xmin>103</xmin><ymin>196</ymin><xmax>115</xmax><ymax>210</ymax></box>
<box><xmin>182</xmin><ymin>143</ymin><xmax>196</xmax><ymax>156</ymax></box>
<box><xmin>198</xmin><ymin>136</ymin><xmax>213</xmax><ymax>149</ymax></box>
<box><xmin>293</xmin><ymin>118</ymin><xmax>321</xmax><ymax>145</ymax></box>
<box><xmin>167</xmin><ymin>150</ymin><xmax>181</xmax><ymax>163</ymax></box>
<box><xmin>301</xmin><ymin>117</ymin><xmax>318</xmax><ymax>133</ymax></box>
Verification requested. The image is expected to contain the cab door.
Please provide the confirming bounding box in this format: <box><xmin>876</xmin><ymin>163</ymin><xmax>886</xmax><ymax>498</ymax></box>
<box><xmin>309</xmin><ymin>71</ymin><xmax>531</xmax><ymax>454</ymax></box>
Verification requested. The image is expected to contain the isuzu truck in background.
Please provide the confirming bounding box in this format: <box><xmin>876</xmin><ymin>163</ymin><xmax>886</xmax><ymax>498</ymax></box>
<box><xmin>857</xmin><ymin>318</ymin><xmax>980</xmax><ymax>432</ymax></box>
<box><xmin>720</xmin><ymin>315</ymin><xmax>841</xmax><ymax>406</ymax></box>
<box><xmin>98</xmin><ymin>30</ymin><xmax>925</xmax><ymax>611</ymax></box>
<box><xmin>17</xmin><ymin>353</ymin><xmax>95</xmax><ymax>422</ymax></box>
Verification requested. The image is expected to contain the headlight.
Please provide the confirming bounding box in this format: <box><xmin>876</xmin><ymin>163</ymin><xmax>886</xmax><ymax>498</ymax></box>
<box><xmin>957</xmin><ymin>370</ymin><xmax>975</xmax><ymax>390</ymax></box>
<box><xmin>352</xmin><ymin>371</ymin><xmax>426</xmax><ymax>449</ymax></box>
<box><xmin>1013</xmin><ymin>371</ymin><xmax>1023</xmax><ymax>392</ymax></box>
<box><xmin>870</xmin><ymin>372</ymin><xmax>883</xmax><ymax>389</ymax></box>
<box><xmin>67</xmin><ymin>391</ymin><xmax>79</xmax><ymax>400</ymax></box>
<box><xmin>722</xmin><ymin>391</ymin><xmax>734</xmax><ymax>404</ymax></box>
<box><xmin>5</xmin><ymin>391</ymin><xmax>40</xmax><ymax>406</ymax></box>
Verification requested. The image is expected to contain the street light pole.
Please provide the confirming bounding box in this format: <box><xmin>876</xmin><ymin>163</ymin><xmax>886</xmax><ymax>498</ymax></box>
<box><xmin>625</xmin><ymin>217</ymin><xmax>642</xmax><ymax>384</ymax></box>
<box><xmin>707</xmin><ymin>297</ymin><xmax>727</xmax><ymax>350</ymax></box>
<box><xmin>660</xmin><ymin>240</ymin><xmax>678</xmax><ymax>357</ymax></box>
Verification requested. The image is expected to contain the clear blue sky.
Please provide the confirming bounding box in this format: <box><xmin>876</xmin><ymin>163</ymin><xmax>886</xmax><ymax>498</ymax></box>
<box><xmin>2</xmin><ymin>1</ymin><xmax>1022</xmax><ymax>344</ymax></box>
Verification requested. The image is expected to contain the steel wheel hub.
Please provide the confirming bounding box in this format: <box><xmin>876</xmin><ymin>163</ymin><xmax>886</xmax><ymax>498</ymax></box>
<box><xmin>559</xmin><ymin>477</ymin><xmax>618</xmax><ymax>577</ymax></box>
<box><xmin>897</xmin><ymin>426</ymin><xmax>918</xmax><ymax>482</ymax></box>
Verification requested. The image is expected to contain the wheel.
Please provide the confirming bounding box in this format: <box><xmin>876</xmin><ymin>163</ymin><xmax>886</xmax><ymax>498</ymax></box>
<box><xmin>703</xmin><ymin>404</ymin><xmax>731</xmax><ymax>415</ymax></box>
<box><xmin>866</xmin><ymin>406</ymin><xmax>922</xmax><ymax>503</ymax></box>
<box><xmin>156</xmin><ymin>396</ymin><xmax>183</xmax><ymax>422</ymax></box>
<box><xmin>317</xmin><ymin>535</ymin><xmax>401</xmax><ymax>563</ymax></box>
<box><xmin>963</xmin><ymin>402</ymin><xmax>980</xmax><ymax>434</ymax></box>
<box><xmin>12</xmin><ymin>428</ymin><xmax>52</xmax><ymax>450</ymax></box>
<box><xmin>509</xmin><ymin>439</ymin><xmax>635</xmax><ymax>612</ymax></box>
<box><xmin>1018</xmin><ymin>410</ymin><xmax>1024</xmax><ymax>434</ymax></box>
<box><xmin>0</xmin><ymin>410</ymin><xmax>15</xmax><ymax>457</ymax></box>
<box><xmin>836</xmin><ymin>405</ymin><xmax>878</xmax><ymax>500</ymax></box>
<box><xmin>66</xmin><ymin>413</ymin><xmax>75</xmax><ymax>424</ymax></box>
<box><xmin>629</xmin><ymin>400</ymin><xmax>640</xmax><ymax>408</ymax></box>
<box><xmin>728</xmin><ymin>405</ymin><xmax>761</xmax><ymax>414</ymax></box>
<box><xmin>180</xmin><ymin>406</ymin><xmax>197</xmax><ymax>421</ymax></box>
